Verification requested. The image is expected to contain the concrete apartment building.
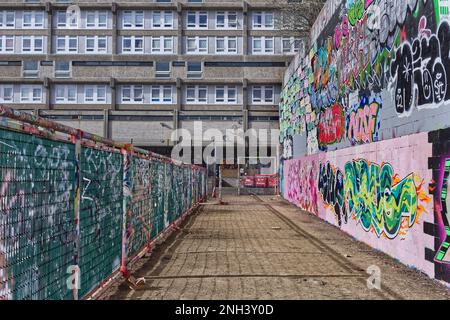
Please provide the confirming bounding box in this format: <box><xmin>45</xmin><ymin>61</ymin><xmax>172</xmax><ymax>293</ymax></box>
<box><xmin>0</xmin><ymin>0</ymin><xmax>303</xmax><ymax>157</ymax></box>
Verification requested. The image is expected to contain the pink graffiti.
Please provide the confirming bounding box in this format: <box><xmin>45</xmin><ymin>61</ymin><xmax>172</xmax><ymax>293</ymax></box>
<box><xmin>286</xmin><ymin>159</ymin><xmax>319</xmax><ymax>215</ymax></box>
<box><xmin>347</xmin><ymin>99</ymin><xmax>381</xmax><ymax>145</ymax></box>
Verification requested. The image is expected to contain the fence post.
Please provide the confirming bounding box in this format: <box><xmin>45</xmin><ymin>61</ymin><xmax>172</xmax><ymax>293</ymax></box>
<box><xmin>120</xmin><ymin>145</ymin><xmax>133</xmax><ymax>277</ymax></box>
<box><xmin>71</xmin><ymin>129</ymin><xmax>82</xmax><ymax>301</ymax></box>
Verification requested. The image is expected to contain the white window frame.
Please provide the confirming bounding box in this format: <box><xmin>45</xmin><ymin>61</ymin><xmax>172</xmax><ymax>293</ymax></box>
<box><xmin>151</xmin><ymin>36</ymin><xmax>173</xmax><ymax>54</ymax></box>
<box><xmin>122</xmin><ymin>36</ymin><xmax>144</xmax><ymax>54</ymax></box>
<box><xmin>21</xmin><ymin>36</ymin><xmax>44</xmax><ymax>53</ymax></box>
<box><xmin>186</xmin><ymin>11</ymin><xmax>208</xmax><ymax>29</ymax></box>
<box><xmin>282</xmin><ymin>37</ymin><xmax>302</xmax><ymax>54</ymax></box>
<box><xmin>215</xmin><ymin>86</ymin><xmax>237</xmax><ymax>104</ymax></box>
<box><xmin>0</xmin><ymin>11</ymin><xmax>15</xmax><ymax>29</ymax></box>
<box><xmin>20</xmin><ymin>85</ymin><xmax>43</xmax><ymax>103</ymax></box>
<box><xmin>151</xmin><ymin>85</ymin><xmax>172</xmax><ymax>104</ymax></box>
<box><xmin>216</xmin><ymin>11</ymin><xmax>238</xmax><ymax>29</ymax></box>
<box><xmin>186</xmin><ymin>85</ymin><xmax>207</xmax><ymax>104</ymax></box>
<box><xmin>152</xmin><ymin>11</ymin><xmax>173</xmax><ymax>29</ymax></box>
<box><xmin>85</xmin><ymin>36</ymin><xmax>108</xmax><ymax>54</ymax></box>
<box><xmin>56</xmin><ymin>36</ymin><xmax>78</xmax><ymax>53</ymax></box>
<box><xmin>186</xmin><ymin>36</ymin><xmax>208</xmax><ymax>54</ymax></box>
<box><xmin>121</xmin><ymin>85</ymin><xmax>144</xmax><ymax>104</ymax></box>
<box><xmin>252</xmin><ymin>12</ymin><xmax>274</xmax><ymax>29</ymax></box>
<box><xmin>86</xmin><ymin>11</ymin><xmax>108</xmax><ymax>29</ymax></box>
<box><xmin>122</xmin><ymin>10</ymin><xmax>144</xmax><ymax>29</ymax></box>
<box><xmin>22</xmin><ymin>11</ymin><xmax>45</xmax><ymax>28</ymax></box>
<box><xmin>84</xmin><ymin>85</ymin><xmax>107</xmax><ymax>103</ymax></box>
<box><xmin>215</xmin><ymin>36</ymin><xmax>237</xmax><ymax>54</ymax></box>
<box><xmin>0</xmin><ymin>85</ymin><xmax>13</xmax><ymax>103</ymax></box>
<box><xmin>252</xmin><ymin>36</ymin><xmax>274</xmax><ymax>54</ymax></box>
<box><xmin>252</xmin><ymin>85</ymin><xmax>274</xmax><ymax>104</ymax></box>
<box><xmin>55</xmin><ymin>84</ymin><xmax>77</xmax><ymax>104</ymax></box>
<box><xmin>0</xmin><ymin>36</ymin><xmax>14</xmax><ymax>53</ymax></box>
<box><xmin>56</xmin><ymin>11</ymin><xmax>78</xmax><ymax>29</ymax></box>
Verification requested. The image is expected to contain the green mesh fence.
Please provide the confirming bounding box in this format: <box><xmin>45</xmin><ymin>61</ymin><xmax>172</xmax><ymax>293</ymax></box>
<box><xmin>0</xmin><ymin>128</ymin><xmax>76</xmax><ymax>300</ymax></box>
<box><xmin>78</xmin><ymin>147</ymin><xmax>123</xmax><ymax>299</ymax></box>
<box><xmin>0</xmin><ymin>125</ymin><xmax>206</xmax><ymax>300</ymax></box>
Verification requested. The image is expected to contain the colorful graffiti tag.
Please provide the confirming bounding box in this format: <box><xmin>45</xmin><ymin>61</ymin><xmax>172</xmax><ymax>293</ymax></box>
<box><xmin>285</xmin><ymin>157</ymin><xmax>319</xmax><ymax>215</ymax></box>
<box><xmin>344</xmin><ymin>159</ymin><xmax>430</xmax><ymax>239</ymax></box>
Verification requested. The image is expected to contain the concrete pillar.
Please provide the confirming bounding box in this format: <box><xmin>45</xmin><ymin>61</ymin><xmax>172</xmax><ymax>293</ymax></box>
<box><xmin>242</xmin><ymin>1</ymin><xmax>248</xmax><ymax>55</ymax></box>
<box><xmin>112</xmin><ymin>3</ymin><xmax>118</xmax><ymax>55</ymax></box>
<box><xmin>45</xmin><ymin>2</ymin><xmax>52</xmax><ymax>57</ymax></box>
<box><xmin>177</xmin><ymin>3</ymin><xmax>183</xmax><ymax>56</ymax></box>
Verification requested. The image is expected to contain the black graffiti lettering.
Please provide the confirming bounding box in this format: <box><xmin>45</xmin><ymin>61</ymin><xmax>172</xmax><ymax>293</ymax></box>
<box><xmin>319</xmin><ymin>162</ymin><xmax>347</xmax><ymax>226</ymax></box>
<box><xmin>391</xmin><ymin>19</ymin><xmax>449</xmax><ymax>115</ymax></box>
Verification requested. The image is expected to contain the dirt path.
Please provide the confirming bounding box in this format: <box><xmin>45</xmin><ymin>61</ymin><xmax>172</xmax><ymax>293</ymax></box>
<box><xmin>103</xmin><ymin>195</ymin><xmax>450</xmax><ymax>300</ymax></box>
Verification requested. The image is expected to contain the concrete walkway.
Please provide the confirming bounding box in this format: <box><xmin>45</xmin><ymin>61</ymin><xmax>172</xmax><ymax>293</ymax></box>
<box><xmin>104</xmin><ymin>195</ymin><xmax>450</xmax><ymax>300</ymax></box>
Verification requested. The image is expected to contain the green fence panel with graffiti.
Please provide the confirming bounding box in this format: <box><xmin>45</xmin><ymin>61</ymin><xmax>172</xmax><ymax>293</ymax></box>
<box><xmin>0</xmin><ymin>111</ymin><xmax>207</xmax><ymax>300</ymax></box>
<box><xmin>0</xmin><ymin>128</ymin><xmax>76</xmax><ymax>300</ymax></box>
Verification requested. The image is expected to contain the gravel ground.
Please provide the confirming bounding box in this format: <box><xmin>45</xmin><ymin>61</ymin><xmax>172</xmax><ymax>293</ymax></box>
<box><xmin>101</xmin><ymin>195</ymin><xmax>450</xmax><ymax>300</ymax></box>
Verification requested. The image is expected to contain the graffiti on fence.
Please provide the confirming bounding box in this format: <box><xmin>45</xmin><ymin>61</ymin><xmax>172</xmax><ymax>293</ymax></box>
<box><xmin>0</xmin><ymin>129</ymin><xmax>76</xmax><ymax>300</ymax></box>
<box><xmin>0</xmin><ymin>123</ymin><xmax>206</xmax><ymax>300</ymax></box>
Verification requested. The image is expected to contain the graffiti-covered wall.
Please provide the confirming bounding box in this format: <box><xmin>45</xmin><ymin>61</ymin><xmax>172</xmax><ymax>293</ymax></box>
<box><xmin>280</xmin><ymin>0</ymin><xmax>450</xmax><ymax>286</ymax></box>
<box><xmin>280</xmin><ymin>0</ymin><xmax>450</xmax><ymax>158</ymax></box>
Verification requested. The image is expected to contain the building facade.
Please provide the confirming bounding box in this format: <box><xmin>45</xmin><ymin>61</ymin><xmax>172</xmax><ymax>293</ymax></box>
<box><xmin>0</xmin><ymin>0</ymin><xmax>303</xmax><ymax>157</ymax></box>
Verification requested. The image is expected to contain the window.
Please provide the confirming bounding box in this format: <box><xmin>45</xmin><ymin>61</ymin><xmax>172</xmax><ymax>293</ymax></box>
<box><xmin>186</xmin><ymin>37</ymin><xmax>208</xmax><ymax>54</ymax></box>
<box><xmin>55</xmin><ymin>85</ymin><xmax>77</xmax><ymax>103</ymax></box>
<box><xmin>155</xmin><ymin>61</ymin><xmax>171</xmax><ymax>78</ymax></box>
<box><xmin>187</xmin><ymin>61</ymin><xmax>202</xmax><ymax>78</ymax></box>
<box><xmin>216</xmin><ymin>37</ymin><xmax>237</xmax><ymax>54</ymax></box>
<box><xmin>20</xmin><ymin>85</ymin><xmax>43</xmax><ymax>103</ymax></box>
<box><xmin>56</xmin><ymin>36</ymin><xmax>78</xmax><ymax>53</ymax></box>
<box><xmin>187</xmin><ymin>11</ymin><xmax>207</xmax><ymax>29</ymax></box>
<box><xmin>84</xmin><ymin>85</ymin><xmax>106</xmax><ymax>103</ymax></box>
<box><xmin>186</xmin><ymin>85</ymin><xmax>207</xmax><ymax>103</ymax></box>
<box><xmin>151</xmin><ymin>36</ymin><xmax>173</xmax><ymax>54</ymax></box>
<box><xmin>252</xmin><ymin>86</ymin><xmax>274</xmax><ymax>104</ymax></box>
<box><xmin>23</xmin><ymin>61</ymin><xmax>39</xmax><ymax>78</ymax></box>
<box><xmin>56</xmin><ymin>11</ymin><xmax>78</xmax><ymax>28</ymax></box>
<box><xmin>252</xmin><ymin>12</ymin><xmax>274</xmax><ymax>29</ymax></box>
<box><xmin>23</xmin><ymin>11</ymin><xmax>44</xmax><ymax>28</ymax></box>
<box><xmin>121</xmin><ymin>85</ymin><xmax>144</xmax><ymax>103</ymax></box>
<box><xmin>215</xmin><ymin>86</ymin><xmax>237</xmax><ymax>103</ymax></box>
<box><xmin>122</xmin><ymin>36</ymin><xmax>144</xmax><ymax>53</ymax></box>
<box><xmin>86</xmin><ymin>11</ymin><xmax>108</xmax><ymax>28</ymax></box>
<box><xmin>216</xmin><ymin>12</ymin><xmax>237</xmax><ymax>29</ymax></box>
<box><xmin>151</xmin><ymin>85</ymin><xmax>172</xmax><ymax>104</ymax></box>
<box><xmin>252</xmin><ymin>37</ymin><xmax>274</xmax><ymax>54</ymax></box>
<box><xmin>0</xmin><ymin>85</ymin><xmax>13</xmax><ymax>103</ymax></box>
<box><xmin>0</xmin><ymin>36</ymin><xmax>14</xmax><ymax>53</ymax></box>
<box><xmin>122</xmin><ymin>11</ymin><xmax>144</xmax><ymax>29</ymax></box>
<box><xmin>86</xmin><ymin>36</ymin><xmax>108</xmax><ymax>53</ymax></box>
<box><xmin>0</xmin><ymin>11</ymin><xmax>15</xmax><ymax>28</ymax></box>
<box><xmin>55</xmin><ymin>61</ymin><xmax>71</xmax><ymax>78</ymax></box>
<box><xmin>152</xmin><ymin>11</ymin><xmax>173</xmax><ymax>28</ymax></box>
<box><xmin>22</xmin><ymin>36</ymin><xmax>44</xmax><ymax>53</ymax></box>
<box><xmin>282</xmin><ymin>37</ymin><xmax>303</xmax><ymax>54</ymax></box>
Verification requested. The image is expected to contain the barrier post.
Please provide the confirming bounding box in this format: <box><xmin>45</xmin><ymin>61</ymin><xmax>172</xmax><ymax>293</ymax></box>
<box><xmin>120</xmin><ymin>145</ymin><xmax>133</xmax><ymax>277</ymax></box>
<box><xmin>71</xmin><ymin>129</ymin><xmax>83</xmax><ymax>301</ymax></box>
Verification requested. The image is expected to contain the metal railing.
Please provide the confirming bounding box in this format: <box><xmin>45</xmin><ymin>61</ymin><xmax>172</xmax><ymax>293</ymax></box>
<box><xmin>0</xmin><ymin>105</ymin><xmax>207</xmax><ymax>300</ymax></box>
